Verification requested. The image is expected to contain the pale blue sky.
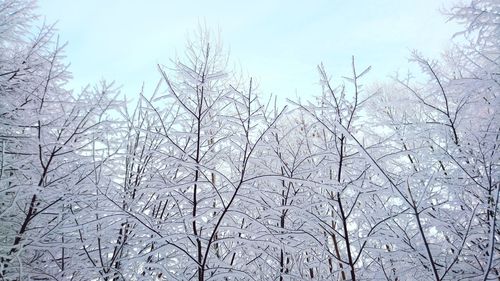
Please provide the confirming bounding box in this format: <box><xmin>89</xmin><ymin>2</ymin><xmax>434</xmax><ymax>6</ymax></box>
<box><xmin>38</xmin><ymin>0</ymin><xmax>460</xmax><ymax>102</ymax></box>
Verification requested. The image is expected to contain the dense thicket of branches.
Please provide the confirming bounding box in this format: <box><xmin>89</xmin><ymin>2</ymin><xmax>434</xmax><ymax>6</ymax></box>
<box><xmin>1</xmin><ymin>0</ymin><xmax>498</xmax><ymax>280</ymax></box>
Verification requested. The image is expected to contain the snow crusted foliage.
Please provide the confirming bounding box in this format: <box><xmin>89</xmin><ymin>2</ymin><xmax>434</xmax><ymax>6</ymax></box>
<box><xmin>0</xmin><ymin>0</ymin><xmax>498</xmax><ymax>280</ymax></box>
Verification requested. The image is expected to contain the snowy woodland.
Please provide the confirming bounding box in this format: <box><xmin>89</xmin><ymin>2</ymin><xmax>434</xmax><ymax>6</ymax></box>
<box><xmin>0</xmin><ymin>0</ymin><xmax>499</xmax><ymax>280</ymax></box>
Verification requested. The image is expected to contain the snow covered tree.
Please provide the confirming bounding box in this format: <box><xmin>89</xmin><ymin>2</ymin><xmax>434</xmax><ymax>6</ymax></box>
<box><xmin>294</xmin><ymin>58</ymin><xmax>404</xmax><ymax>280</ymax></box>
<box><xmin>1</xmin><ymin>0</ymin><xmax>497</xmax><ymax>280</ymax></box>
<box><xmin>363</xmin><ymin>0</ymin><xmax>499</xmax><ymax>279</ymax></box>
<box><xmin>0</xmin><ymin>1</ymin><xmax>119</xmax><ymax>279</ymax></box>
<box><xmin>86</xmin><ymin>29</ymin><xmax>286</xmax><ymax>280</ymax></box>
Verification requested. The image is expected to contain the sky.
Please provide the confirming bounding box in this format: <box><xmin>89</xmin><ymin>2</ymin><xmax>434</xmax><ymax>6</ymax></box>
<box><xmin>37</xmin><ymin>0</ymin><xmax>461</xmax><ymax>103</ymax></box>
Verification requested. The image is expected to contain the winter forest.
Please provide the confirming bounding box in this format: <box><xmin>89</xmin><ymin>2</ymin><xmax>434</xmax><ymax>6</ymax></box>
<box><xmin>0</xmin><ymin>0</ymin><xmax>499</xmax><ymax>280</ymax></box>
